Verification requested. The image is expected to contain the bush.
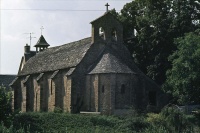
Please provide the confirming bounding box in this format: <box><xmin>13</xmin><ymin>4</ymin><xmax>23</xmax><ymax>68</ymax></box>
<box><xmin>118</xmin><ymin>111</ymin><xmax>148</xmax><ymax>132</ymax></box>
<box><xmin>146</xmin><ymin>113</ymin><xmax>164</xmax><ymax>126</ymax></box>
<box><xmin>12</xmin><ymin>112</ymin><xmax>127</xmax><ymax>132</ymax></box>
<box><xmin>90</xmin><ymin>115</ymin><xmax>118</xmax><ymax>127</ymax></box>
<box><xmin>1</xmin><ymin>108</ymin><xmax>199</xmax><ymax>133</ymax></box>
<box><xmin>160</xmin><ymin>105</ymin><xmax>195</xmax><ymax>132</ymax></box>
<box><xmin>0</xmin><ymin>86</ymin><xmax>13</xmax><ymax>126</ymax></box>
<box><xmin>53</xmin><ymin>107</ymin><xmax>63</xmax><ymax>113</ymax></box>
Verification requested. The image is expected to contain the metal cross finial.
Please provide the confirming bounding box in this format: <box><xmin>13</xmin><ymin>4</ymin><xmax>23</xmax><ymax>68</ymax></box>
<box><xmin>40</xmin><ymin>26</ymin><xmax>44</xmax><ymax>35</ymax></box>
<box><xmin>105</xmin><ymin>3</ymin><xmax>110</xmax><ymax>12</ymax></box>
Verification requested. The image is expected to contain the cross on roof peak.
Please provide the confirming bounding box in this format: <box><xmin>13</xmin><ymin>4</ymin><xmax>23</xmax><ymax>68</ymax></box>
<box><xmin>105</xmin><ymin>3</ymin><xmax>110</xmax><ymax>12</ymax></box>
<box><xmin>40</xmin><ymin>26</ymin><xmax>44</xmax><ymax>35</ymax></box>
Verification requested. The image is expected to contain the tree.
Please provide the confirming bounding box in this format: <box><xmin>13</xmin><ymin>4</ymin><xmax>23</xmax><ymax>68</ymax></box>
<box><xmin>165</xmin><ymin>30</ymin><xmax>200</xmax><ymax>104</ymax></box>
<box><xmin>0</xmin><ymin>86</ymin><xmax>12</xmax><ymax>124</ymax></box>
<box><xmin>116</xmin><ymin>0</ymin><xmax>200</xmax><ymax>85</ymax></box>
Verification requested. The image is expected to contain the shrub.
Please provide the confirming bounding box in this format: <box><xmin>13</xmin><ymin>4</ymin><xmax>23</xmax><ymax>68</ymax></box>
<box><xmin>160</xmin><ymin>105</ymin><xmax>195</xmax><ymax>132</ymax></box>
<box><xmin>90</xmin><ymin>115</ymin><xmax>118</xmax><ymax>127</ymax></box>
<box><xmin>0</xmin><ymin>86</ymin><xmax>13</xmax><ymax>126</ymax></box>
<box><xmin>53</xmin><ymin>107</ymin><xmax>63</xmax><ymax>113</ymax></box>
<box><xmin>146</xmin><ymin>113</ymin><xmax>164</xmax><ymax>126</ymax></box>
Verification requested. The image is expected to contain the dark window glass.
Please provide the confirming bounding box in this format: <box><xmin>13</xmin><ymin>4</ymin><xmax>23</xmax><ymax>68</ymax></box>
<box><xmin>102</xmin><ymin>85</ymin><xmax>104</xmax><ymax>93</ymax></box>
<box><xmin>121</xmin><ymin>84</ymin><xmax>125</xmax><ymax>94</ymax></box>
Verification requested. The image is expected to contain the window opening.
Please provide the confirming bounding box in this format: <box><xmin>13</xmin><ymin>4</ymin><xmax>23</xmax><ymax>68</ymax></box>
<box><xmin>121</xmin><ymin>84</ymin><xmax>125</xmax><ymax>94</ymax></box>
<box><xmin>102</xmin><ymin>85</ymin><xmax>105</xmax><ymax>93</ymax></box>
<box><xmin>99</xmin><ymin>27</ymin><xmax>105</xmax><ymax>40</ymax></box>
<box><xmin>111</xmin><ymin>29</ymin><xmax>117</xmax><ymax>41</ymax></box>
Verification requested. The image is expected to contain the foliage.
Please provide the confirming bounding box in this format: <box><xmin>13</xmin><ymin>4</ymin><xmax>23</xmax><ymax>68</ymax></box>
<box><xmin>0</xmin><ymin>122</ymin><xmax>30</xmax><ymax>133</ymax></box>
<box><xmin>147</xmin><ymin>106</ymin><xmax>197</xmax><ymax>132</ymax></box>
<box><xmin>0</xmin><ymin>109</ymin><xmax>199</xmax><ymax>133</ymax></box>
<box><xmin>165</xmin><ymin>30</ymin><xmax>200</xmax><ymax>104</ymax></box>
<box><xmin>0</xmin><ymin>86</ymin><xmax>13</xmax><ymax>126</ymax></box>
<box><xmin>113</xmin><ymin>0</ymin><xmax>200</xmax><ymax>85</ymax></box>
<box><xmin>12</xmin><ymin>112</ymin><xmax>130</xmax><ymax>133</ymax></box>
<box><xmin>53</xmin><ymin>107</ymin><xmax>63</xmax><ymax>113</ymax></box>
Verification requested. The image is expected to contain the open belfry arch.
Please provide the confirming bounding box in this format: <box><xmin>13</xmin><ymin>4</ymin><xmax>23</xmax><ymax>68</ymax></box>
<box><xmin>10</xmin><ymin>4</ymin><xmax>165</xmax><ymax>115</ymax></box>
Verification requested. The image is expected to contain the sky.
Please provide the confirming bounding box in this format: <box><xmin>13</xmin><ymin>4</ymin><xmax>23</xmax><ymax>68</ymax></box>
<box><xmin>0</xmin><ymin>0</ymin><xmax>132</xmax><ymax>75</ymax></box>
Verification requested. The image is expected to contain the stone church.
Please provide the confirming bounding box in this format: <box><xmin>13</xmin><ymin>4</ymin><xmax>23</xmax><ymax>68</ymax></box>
<box><xmin>10</xmin><ymin>11</ymin><xmax>164</xmax><ymax>114</ymax></box>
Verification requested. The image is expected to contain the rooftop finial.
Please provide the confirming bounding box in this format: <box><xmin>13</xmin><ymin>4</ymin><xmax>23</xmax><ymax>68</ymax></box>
<box><xmin>105</xmin><ymin>3</ymin><xmax>110</xmax><ymax>12</ymax></box>
<box><xmin>40</xmin><ymin>26</ymin><xmax>44</xmax><ymax>35</ymax></box>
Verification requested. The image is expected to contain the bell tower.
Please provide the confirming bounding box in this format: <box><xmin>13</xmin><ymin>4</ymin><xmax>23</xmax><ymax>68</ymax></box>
<box><xmin>34</xmin><ymin>35</ymin><xmax>50</xmax><ymax>52</ymax></box>
<box><xmin>90</xmin><ymin>4</ymin><xmax>123</xmax><ymax>44</ymax></box>
<box><xmin>34</xmin><ymin>26</ymin><xmax>50</xmax><ymax>53</ymax></box>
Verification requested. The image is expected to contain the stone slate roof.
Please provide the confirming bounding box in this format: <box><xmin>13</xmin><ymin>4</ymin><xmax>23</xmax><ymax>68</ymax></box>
<box><xmin>88</xmin><ymin>49</ymin><xmax>134</xmax><ymax>74</ymax></box>
<box><xmin>90</xmin><ymin>12</ymin><xmax>121</xmax><ymax>25</ymax></box>
<box><xmin>19</xmin><ymin>37</ymin><xmax>92</xmax><ymax>76</ymax></box>
<box><xmin>34</xmin><ymin>35</ymin><xmax>50</xmax><ymax>47</ymax></box>
<box><xmin>0</xmin><ymin>75</ymin><xmax>16</xmax><ymax>89</ymax></box>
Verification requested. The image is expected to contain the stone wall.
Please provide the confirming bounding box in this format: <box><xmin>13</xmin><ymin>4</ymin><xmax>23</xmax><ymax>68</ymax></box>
<box><xmin>63</xmin><ymin>76</ymin><xmax>71</xmax><ymax>112</ymax></box>
<box><xmin>13</xmin><ymin>78</ymin><xmax>22</xmax><ymax>111</ymax></box>
<box><xmin>25</xmin><ymin>76</ymin><xmax>34</xmax><ymax>112</ymax></box>
<box><xmin>33</xmin><ymin>75</ymin><xmax>40</xmax><ymax>111</ymax></box>
<box><xmin>91</xmin><ymin>13</ymin><xmax>123</xmax><ymax>44</ymax></box>
<box><xmin>98</xmin><ymin>74</ymin><xmax>111</xmax><ymax>114</ymax></box>
<box><xmin>84</xmin><ymin>74</ymin><xmax>136</xmax><ymax>114</ymax></box>
<box><xmin>48</xmin><ymin>78</ymin><xmax>55</xmax><ymax>111</ymax></box>
<box><xmin>115</xmin><ymin>74</ymin><xmax>132</xmax><ymax>109</ymax></box>
<box><xmin>83</xmin><ymin>73</ymin><xmax>161</xmax><ymax>114</ymax></box>
<box><xmin>21</xmin><ymin>78</ymin><xmax>26</xmax><ymax>112</ymax></box>
<box><xmin>14</xmin><ymin>69</ymin><xmax>73</xmax><ymax>113</ymax></box>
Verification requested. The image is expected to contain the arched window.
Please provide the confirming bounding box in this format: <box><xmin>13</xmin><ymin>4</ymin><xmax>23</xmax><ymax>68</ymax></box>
<box><xmin>99</xmin><ymin>27</ymin><xmax>105</xmax><ymax>40</ymax></box>
<box><xmin>121</xmin><ymin>84</ymin><xmax>125</xmax><ymax>94</ymax></box>
<box><xmin>111</xmin><ymin>29</ymin><xmax>117</xmax><ymax>41</ymax></box>
<box><xmin>102</xmin><ymin>85</ymin><xmax>105</xmax><ymax>93</ymax></box>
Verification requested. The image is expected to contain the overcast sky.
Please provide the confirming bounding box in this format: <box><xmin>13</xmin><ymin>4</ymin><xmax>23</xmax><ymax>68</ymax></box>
<box><xmin>0</xmin><ymin>0</ymin><xmax>132</xmax><ymax>75</ymax></box>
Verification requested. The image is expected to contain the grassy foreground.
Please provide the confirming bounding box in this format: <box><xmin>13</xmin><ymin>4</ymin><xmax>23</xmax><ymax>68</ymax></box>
<box><xmin>0</xmin><ymin>108</ymin><xmax>200</xmax><ymax>133</ymax></box>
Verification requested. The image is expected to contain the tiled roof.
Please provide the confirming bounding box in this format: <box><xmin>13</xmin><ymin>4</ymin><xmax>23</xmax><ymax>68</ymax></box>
<box><xmin>0</xmin><ymin>75</ymin><xmax>16</xmax><ymax>89</ymax></box>
<box><xmin>90</xmin><ymin>12</ymin><xmax>121</xmax><ymax>25</ymax></box>
<box><xmin>88</xmin><ymin>49</ymin><xmax>134</xmax><ymax>74</ymax></box>
<box><xmin>34</xmin><ymin>35</ymin><xmax>50</xmax><ymax>47</ymax></box>
<box><xmin>19</xmin><ymin>37</ymin><xmax>92</xmax><ymax>76</ymax></box>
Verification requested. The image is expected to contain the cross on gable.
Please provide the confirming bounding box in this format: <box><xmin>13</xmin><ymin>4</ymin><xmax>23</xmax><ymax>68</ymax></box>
<box><xmin>105</xmin><ymin>3</ymin><xmax>110</xmax><ymax>12</ymax></box>
<box><xmin>40</xmin><ymin>26</ymin><xmax>44</xmax><ymax>35</ymax></box>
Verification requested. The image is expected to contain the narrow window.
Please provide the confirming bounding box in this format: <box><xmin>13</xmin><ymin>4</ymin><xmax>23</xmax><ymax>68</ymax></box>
<box><xmin>111</xmin><ymin>29</ymin><xmax>117</xmax><ymax>41</ymax></box>
<box><xmin>102</xmin><ymin>85</ymin><xmax>104</xmax><ymax>93</ymax></box>
<box><xmin>149</xmin><ymin>91</ymin><xmax>156</xmax><ymax>106</ymax></box>
<box><xmin>121</xmin><ymin>84</ymin><xmax>125</xmax><ymax>94</ymax></box>
<box><xmin>50</xmin><ymin>80</ymin><xmax>53</xmax><ymax>95</ymax></box>
<box><xmin>99</xmin><ymin>27</ymin><xmax>105</xmax><ymax>40</ymax></box>
<box><xmin>35</xmin><ymin>92</ymin><xmax>38</xmax><ymax>111</ymax></box>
